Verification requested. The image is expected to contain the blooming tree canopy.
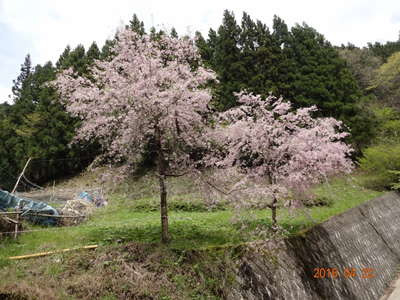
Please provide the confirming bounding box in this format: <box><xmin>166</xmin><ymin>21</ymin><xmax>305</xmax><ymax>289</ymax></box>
<box><xmin>53</xmin><ymin>29</ymin><xmax>216</xmax><ymax>242</ymax></box>
<box><xmin>209</xmin><ymin>92</ymin><xmax>354</xmax><ymax>229</ymax></box>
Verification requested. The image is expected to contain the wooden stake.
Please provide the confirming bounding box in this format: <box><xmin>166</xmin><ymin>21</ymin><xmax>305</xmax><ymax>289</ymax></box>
<box><xmin>14</xmin><ymin>210</ymin><xmax>19</xmax><ymax>239</ymax></box>
<box><xmin>8</xmin><ymin>245</ymin><xmax>98</xmax><ymax>260</ymax></box>
<box><xmin>51</xmin><ymin>180</ymin><xmax>55</xmax><ymax>201</ymax></box>
<box><xmin>1</xmin><ymin>216</ymin><xmax>19</xmax><ymax>224</ymax></box>
<box><xmin>12</xmin><ymin>157</ymin><xmax>32</xmax><ymax>194</ymax></box>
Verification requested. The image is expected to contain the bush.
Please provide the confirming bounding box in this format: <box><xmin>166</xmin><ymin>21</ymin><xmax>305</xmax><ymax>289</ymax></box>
<box><xmin>359</xmin><ymin>143</ymin><xmax>400</xmax><ymax>189</ymax></box>
<box><xmin>303</xmin><ymin>195</ymin><xmax>334</xmax><ymax>207</ymax></box>
<box><xmin>373</xmin><ymin>106</ymin><xmax>400</xmax><ymax>143</ymax></box>
<box><xmin>390</xmin><ymin>170</ymin><xmax>400</xmax><ymax>190</ymax></box>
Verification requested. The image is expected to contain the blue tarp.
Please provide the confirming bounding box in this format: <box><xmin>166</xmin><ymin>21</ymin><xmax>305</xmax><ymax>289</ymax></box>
<box><xmin>0</xmin><ymin>190</ymin><xmax>59</xmax><ymax>225</ymax></box>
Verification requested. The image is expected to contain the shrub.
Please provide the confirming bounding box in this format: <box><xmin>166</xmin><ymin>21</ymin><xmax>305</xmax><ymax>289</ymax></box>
<box><xmin>390</xmin><ymin>170</ymin><xmax>400</xmax><ymax>190</ymax></box>
<box><xmin>303</xmin><ymin>195</ymin><xmax>334</xmax><ymax>207</ymax></box>
<box><xmin>373</xmin><ymin>106</ymin><xmax>400</xmax><ymax>143</ymax></box>
<box><xmin>359</xmin><ymin>143</ymin><xmax>400</xmax><ymax>189</ymax></box>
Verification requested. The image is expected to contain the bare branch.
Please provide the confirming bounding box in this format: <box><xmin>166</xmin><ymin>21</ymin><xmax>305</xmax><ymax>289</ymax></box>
<box><xmin>165</xmin><ymin>171</ymin><xmax>190</xmax><ymax>177</ymax></box>
<box><xmin>198</xmin><ymin>175</ymin><xmax>246</xmax><ymax>196</ymax></box>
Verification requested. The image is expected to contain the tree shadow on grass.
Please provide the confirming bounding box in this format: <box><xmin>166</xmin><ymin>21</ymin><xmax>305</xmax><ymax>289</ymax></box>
<box><xmin>86</xmin><ymin>221</ymin><xmax>247</xmax><ymax>249</ymax></box>
<box><xmin>85</xmin><ymin>214</ymin><xmax>313</xmax><ymax>250</ymax></box>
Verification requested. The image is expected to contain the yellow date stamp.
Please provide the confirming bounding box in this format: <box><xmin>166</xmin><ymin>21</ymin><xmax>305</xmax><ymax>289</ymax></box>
<box><xmin>313</xmin><ymin>268</ymin><xmax>375</xmax><ymax>279</ymax></box>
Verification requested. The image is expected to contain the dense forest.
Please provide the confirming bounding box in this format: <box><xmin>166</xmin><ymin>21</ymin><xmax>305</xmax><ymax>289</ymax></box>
<box><xmin>1</xmin><ymin>11</ymin><xmax>400</xmax><ymax>191</ymax></box>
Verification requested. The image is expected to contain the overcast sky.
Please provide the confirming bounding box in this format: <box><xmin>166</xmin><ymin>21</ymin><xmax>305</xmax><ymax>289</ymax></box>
<box><xmin>1</xmin><ymin>0</ymin><xmax>399</xmax><ymax>103</ymax></box>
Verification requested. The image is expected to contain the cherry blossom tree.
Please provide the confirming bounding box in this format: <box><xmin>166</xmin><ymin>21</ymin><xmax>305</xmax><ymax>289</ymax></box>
<box><xmin>53</xmin><ymin>29</ymin><xmax>216</xmax><ymax>243</ymax></box>
<box><xmin>208</xmin><ymin>92</ymin><xmax>354</xmax><ymax>230</ymax></box>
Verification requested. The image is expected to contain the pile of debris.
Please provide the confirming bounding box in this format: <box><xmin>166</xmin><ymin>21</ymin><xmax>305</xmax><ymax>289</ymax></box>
<box><xmin>0</xmin><ymin>190</ymin><xmax>59</xmax><ymax>226</ymax></box>
<box><xmin>0</xmin><ymin>217</ymin><xmax>16</xmax><ymax>239</ymax></box>
<box><xmin>1</xmin><ymin>158</ymin><xmax>107</xmax><ymax>228</ymax></box>
<box><xmin>59</xmin><ymin>189</ymin><xmax>107</xmax><ymax>226</ymax></box>
<box><xmin>0</xmin><ymin>188</ymin><xmax>108</xmax><ymax>227</ymax></box>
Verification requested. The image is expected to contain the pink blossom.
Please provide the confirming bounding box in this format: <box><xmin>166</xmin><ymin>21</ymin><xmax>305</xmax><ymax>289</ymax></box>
<box><xmin>206</xmin><ymin>92</ymin><xmax>353</xmax><ymax>229</ymax></box>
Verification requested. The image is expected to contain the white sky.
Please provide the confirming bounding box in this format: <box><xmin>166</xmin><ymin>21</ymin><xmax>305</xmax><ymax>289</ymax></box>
<box><xmin>1</xmin><ymin>0</ymin><xmax>400</xmax><ymax>103</ymax></box>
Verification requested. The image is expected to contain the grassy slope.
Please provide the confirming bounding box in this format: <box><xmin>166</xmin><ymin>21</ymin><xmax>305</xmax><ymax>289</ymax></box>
<box><xmin>0</xmin><ymin>172</ymin><xmax>385</xmax><ymax>300</ymax></box>
<box><xmin>0</xmin><ymin>173</ymin><xmax>382</xmax><ymax>260</ymax></box>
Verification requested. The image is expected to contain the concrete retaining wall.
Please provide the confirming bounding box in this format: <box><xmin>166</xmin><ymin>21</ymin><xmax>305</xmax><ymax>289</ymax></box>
<box><xmin>227</xmin><ymin>192</ymin><xmax>400</xmax><ymax>300</ymax></box>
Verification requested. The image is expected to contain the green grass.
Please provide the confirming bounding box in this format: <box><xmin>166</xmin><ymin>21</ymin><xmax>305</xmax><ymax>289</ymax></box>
<box><xmin>0</xmin><ymin>174</ymin><xmax>383</xmax><ymax>261</ymax></box>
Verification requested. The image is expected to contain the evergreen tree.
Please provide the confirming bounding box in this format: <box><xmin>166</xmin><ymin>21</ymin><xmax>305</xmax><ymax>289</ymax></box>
<box><xmin>149</xmin><ymin>26</ymin><xmax>157</xmax><ymax>39</ymax></box>
<box><xmin>239</xmin><ymin>13</ymin><xmax>275</xmax><ymax>96</ymax></box>
<box><xmin>270</xmin><ymin>16</ymin><xmax>294</xmax><ymax>96</ymax></box>
<box><xmin>238</xmin><ymin>12</ymin><xmax>258</xmax><ymax>90</ymax></box>
<box><xmin>211</xmin><ymin>10</ymin><xmax>243</xmax><ymax>110</ymax></box>
<box><xmin>254</xmin><ymin>19</ymin><xmax>278</xmax><ymax>94</ymax></box>
<box><xmin>101</xmin><ymin>39</ymin><xmax>116</xmax><ymax>60</ymax></box>
<box><xmin>68</xmin><ymin>44</ymin><xmax>87</xmax><ymax>75</ymax></box>
<box><xmin>277</xmin><ymin>23</ymin><xmax>359</xmax><ymax>117</ymax></box>
<box><xmin>129</xmin><ymin>13</ymin><xmax>145</xmax><ymax>35</ymax></box>
<box><xmin>0</xmin><ymin>104</ymin><xmax>18</xmax><ymax>190</ymax></box>
<box><xmin>170</xmin><ymin>27</ymin><xmax>178</xmax><ymax>38</ymax></box>
<box><xmin>195</xmin><ymin>29</ymin><xmax>217</xmax><ymax>68</ymax></box>
<box><xmin>12</xmin><ymin>54</ymin><xmax>32</xmax><ymax>101</ymax></box>
<box><xmin>1</xmin><ymin>53</ymin><xmax>98</xmax><ymax>189</ymax></box>
<box><xmin>149</xmin><ymin>26</ymin><xmax>165</xmax><ymax>40</ymax></box>
<box><xmin>19</xmin><ymin>62</ymin><xmax>96</xmax><ymax>183</ymax></box>
<box><xmin>56</xmin><ymin>44</ymin><xmax>88</xmax><ymax>75</ymax></box>
<box><xmin>199</xmin><ymin>12</ymin><xmax>362</xmax><ymax>115</ymax></box>
<box><xmin>86</xmin><ymin>41</ymin><xmax>101</xmax><ymax>63</ymax></box>
<box><xmin>271</xmin><ymin>15</ymin><xmax>290</xmax><ymax>45</ymax></box>
<box><xmin>197</xmin><ymin>12</ymin><xmax>371</xmax><ymax>152</ymax></box>
<box><xmin>56</xmin><ymin>46</ymin><xmax>71</xmax><ymax>70</ymax></box>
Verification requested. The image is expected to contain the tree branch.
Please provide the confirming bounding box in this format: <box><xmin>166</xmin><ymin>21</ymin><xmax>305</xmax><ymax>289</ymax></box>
<box><xmin>198</xmin><ymin>176</ymin><xmax>246</xmax><ymax>196</ymax></box>
<box><xmin>165</xmin><ymin>171</ymin><xmax>189</xmax><ymax>177</ymax></box>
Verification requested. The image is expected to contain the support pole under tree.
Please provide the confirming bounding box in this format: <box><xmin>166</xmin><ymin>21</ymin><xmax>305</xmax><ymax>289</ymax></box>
<box><xmin>12</xmin><ymin>157</ymin><xmax>32</xmax><ymax>194</ymax></box>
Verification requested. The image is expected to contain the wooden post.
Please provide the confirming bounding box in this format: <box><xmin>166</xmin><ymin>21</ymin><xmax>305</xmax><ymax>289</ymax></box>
<box><xmin>12</xmin><ymin>157</ymin><xmax>32</xmax><ymax>194</ymax></box>
<box><xmin>14</xmin><ymin>210</ymin><xmax>19</xmax><ymax>239</ymax></box>
<box><xmin>51</xmin><ymin>180</ymin><xmax>55</xmax><ymax>202</ymax></box>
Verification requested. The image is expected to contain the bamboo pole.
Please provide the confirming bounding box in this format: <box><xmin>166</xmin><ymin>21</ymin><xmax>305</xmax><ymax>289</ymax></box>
<box><xmin>0</xmin><ymin>212</ymin><xmax>21</xmax><ymax>215</ymax></box>
<box><xmin>0</xmin><ymin>212</ymin><xmax>85</xmax><ymax>218</ymax></box>
<box><xmin>27</xmin><ymin>213</ymin><xmax>86</xmax><ymax>218</ymax></box>
<box><xmin>12</xmin><ymin>157</ymin><xmax>32</xmax><ymax>194</ymax></box>
<box><xmin>1</xmin><ymin>216</ymin><xmax>18</xmax><ymax>224</ymax></box>
<box><xmin>8</xmin><ymin>245</ymin><xmax>98</xmax><ymax>260</ymax></box>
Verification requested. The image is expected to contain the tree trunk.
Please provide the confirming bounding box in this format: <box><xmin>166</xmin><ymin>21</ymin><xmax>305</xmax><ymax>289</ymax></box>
<box><xmin>156</xmin><ymin>126</ymin><xmax>169</xmax><ymax>243</ymax></box>
<box><xmin>159</xmin><ymin>171</ymin><xmax>169</xmax><ymax>243</ymax></box>
<box><xmin>266</xmin><ymin>172</ymin><xmax>278</xmax><ymax>231</ymax></box>
<box><xmin>271</xmin><ymin>195</ymin><xmax>278</xmax><ymax>232</ymax></box>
